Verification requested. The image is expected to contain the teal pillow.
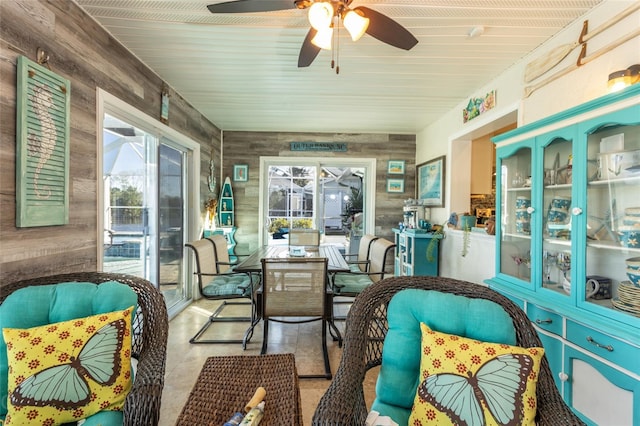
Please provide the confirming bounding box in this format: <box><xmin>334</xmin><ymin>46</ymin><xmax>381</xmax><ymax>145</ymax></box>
<box><xmin>0</xmin><ymin>281</ymin><xmax>138</xmax><ymax>421</ymax></box>
<box><xmin>81</xmin><ymin>409</ymin><xmax>124</xmax><ymax>426</ymax></box>
<box><xmin>371</xmin><ymin>289</ymin><xmax>516</xmax><ymax>425</ymax></box>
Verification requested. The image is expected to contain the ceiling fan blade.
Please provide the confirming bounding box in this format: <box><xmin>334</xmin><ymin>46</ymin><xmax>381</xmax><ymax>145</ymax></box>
<box><xmin>298</xmin><ymin>28</ymin><xmax>321</xmax><ymax>67</ymax></box>
<box><xmin>356</xmin><ymin>6</ymin><xmax>418</xmax><ymax>51</ymax></box>
<box><xmin>207</xmin><ymin>0</ymin><xmax>295</xmax><ymax>14</ymax></box>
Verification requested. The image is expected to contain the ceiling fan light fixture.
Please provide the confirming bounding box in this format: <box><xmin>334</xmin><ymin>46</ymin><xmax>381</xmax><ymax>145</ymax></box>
<box><xmin>312</xmin><ymin>27</ymin><xmax>333</xmax><ymax>50</ymax></box>
<box><xmin>308</xmin><ymin>1</ymin><xmax>334</xmax><ymax>30</ymax></box>
<box><xmin>343</xmin><ymin>9</ymin><xmax>369</xmax><ymax>41</ymax></box>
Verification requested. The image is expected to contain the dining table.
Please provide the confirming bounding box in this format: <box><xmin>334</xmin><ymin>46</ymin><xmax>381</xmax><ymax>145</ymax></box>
<box><xmin>233</xmin><ymin>244</ymin><xmax>349</xmax><ymax>346</ymax></box>
<box><xmin>233</xmin><ymin>244</ymin><xmax>350</xmax><ymax>274</ymax></box>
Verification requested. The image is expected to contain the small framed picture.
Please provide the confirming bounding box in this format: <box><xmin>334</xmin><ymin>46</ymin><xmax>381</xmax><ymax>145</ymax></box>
<box><xmin>387</xmin><ymin>160</ymin><xmax>406</xmax><ymax>175</ymax></box>
<box><xmin>160</xmin><ymin>90</ymin><xmax>169</xmax><ymax>124</ymax></box>
<box><xmin>233</xmin><ymin>164</ymin><xmax>248</xmax><ymax>182</ymax></box>
<box><xmin>386</xmin><ymin>178</ymin><xmax>404</xmax><ymax>193</ymax></box>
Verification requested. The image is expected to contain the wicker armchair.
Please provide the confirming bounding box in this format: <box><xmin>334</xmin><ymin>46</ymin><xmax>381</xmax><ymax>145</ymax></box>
<box><xmin>312</xmin><ymin>276</ymin><xmax>584</xmax><ymax>426</ymax></box>
<box><xmin>1</xmin><ymin>272</ymin><xmax>168</xmax><ymax>426</ymax></box>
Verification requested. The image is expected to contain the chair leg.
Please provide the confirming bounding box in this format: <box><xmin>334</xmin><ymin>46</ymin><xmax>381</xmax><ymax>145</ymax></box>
<box><xmin>298</xmin><ymin>319</ymin><xmax>332</xmax><ymax>380</ymax></box>
<box><xmin>260</xmin><ymin>319</ymin><xmax>269</xmax><ymax>355</ymax></box>
<box><xmin>189</xmin><ymin>299</ymin><xmax>255</xmax><ymax>345</ymax></box>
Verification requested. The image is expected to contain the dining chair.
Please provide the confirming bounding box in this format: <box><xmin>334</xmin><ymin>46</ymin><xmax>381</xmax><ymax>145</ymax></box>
<box><xmin>344</xmin><ymin>234</ymin><xmax>379</xmax><ymax>272</ymax></box>
<box><xmin>185</xmin><ymin>237</ymin><xmax>257</xmax><ymax>348</ymax></box>
<box><xmin>288</xmin><ymin>229</ymin><xmax>321</xmax><ymax>248</ymax></box>
<box><xmin>259</xmin><ymin>257</ymin><xmax>333</xmax><ymax>379</ymax></box>
<box><xmin>331</xmin><ymin>237</ymin><xmax>396</xmax><ymax>319</ymax></box>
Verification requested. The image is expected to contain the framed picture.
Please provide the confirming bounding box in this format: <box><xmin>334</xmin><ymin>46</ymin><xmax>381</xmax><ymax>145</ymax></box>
<box><xmin>417</xmin><ymin>155</ymin><xmax>446</xmax><ymax>207</ymax></box>
<box><xmin>160</xmin><ymin>89</ymin><xmax>169</xmax><ymax>124</ymax></box>
<box><xmin>386</xmin><ymin>178</ymin><xmax>404</xmax><ymax>193</ymax></box>
<box><xmin>233</xmin><ymin>164</ymin><xmax>248</xmax><ymax>182</ymax></box>
<box><xmin>387</xmin><ymin>160</ymin><xmax>406</xmax><ymax>175</ymax></box>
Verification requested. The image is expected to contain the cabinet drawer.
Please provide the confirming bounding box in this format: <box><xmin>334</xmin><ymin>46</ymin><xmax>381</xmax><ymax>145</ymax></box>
<box><xmin>527</xmin><ymin>304</ymin><xmax>563</xmax><ymax>336</ymax></box>
<box><xmin>566</xmin><ymin>320</ymin><xmax>640</xmax><ymax>375</ymax></box>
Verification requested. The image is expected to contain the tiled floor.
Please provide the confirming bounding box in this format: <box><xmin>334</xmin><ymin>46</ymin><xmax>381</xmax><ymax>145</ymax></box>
<box><xmin>160</xmin><ymin>298</ymin><xmax>378</xmax><ymax>425</ymax></box>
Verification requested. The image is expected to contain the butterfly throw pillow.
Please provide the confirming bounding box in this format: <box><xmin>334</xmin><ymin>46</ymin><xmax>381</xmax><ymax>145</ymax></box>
<box><xmin>409</xmin><ymin>323</ymin><xmax>544</xmax><ymax>426</ymax></box>
<box><xmin>3</xmin><ymin>306</ymin><xmax>134</xmax><ymax>425</ymax></box>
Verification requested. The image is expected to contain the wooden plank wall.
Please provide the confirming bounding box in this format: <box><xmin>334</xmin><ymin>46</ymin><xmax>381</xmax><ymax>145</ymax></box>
<box><xmin>0</xmin><ymin>1</ymin><xmax>220</xmax><ymax>285</ymax></box>
<box><xmin>221</xmin><ymin>132</ymin><xmax>416</xmax><ymax>254</ymax></box>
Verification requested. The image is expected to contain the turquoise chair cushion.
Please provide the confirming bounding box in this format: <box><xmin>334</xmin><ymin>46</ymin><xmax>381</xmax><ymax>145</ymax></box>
<box><xmin>333</xmin><ymin>273</ymin><xmax>373</xmax><ymax>295</ymax></box>
<box><xmin>202</xmin><ymin>273</ymin><xmax>252</xmax><ymax>297</ymax></box>
<box><xmin>371</xmin><ymin>289</ymin><xmax>516</xmax><ymax>425</ymax></box>
<box><xmin>0</xmin><ymin>281</ymin><xmax>138</xmax><ymax>424</ymax></box>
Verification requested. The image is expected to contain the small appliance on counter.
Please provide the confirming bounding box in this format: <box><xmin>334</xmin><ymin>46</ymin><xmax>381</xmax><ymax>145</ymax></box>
<box><xmin>402</xmin><ymin>199</ymin><xmax>429</xmax><ymax>229</ymax></box>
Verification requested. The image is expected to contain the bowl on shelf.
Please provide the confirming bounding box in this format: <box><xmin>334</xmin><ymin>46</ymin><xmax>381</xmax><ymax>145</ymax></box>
<box><xmin>622</xmin><ymin>216</ymin><xmax>640</xmax><ymax>226</ymax></box>
<box><xmin>547</xmin><ymin>208</ymin><xmax>568</xmax><ymax>223</ymax></box>
<box><xmin>625</xmin><ymin>207</ymin><xmax>640</xmax><ymax>217</ymax></box>
<box><xmin>618</xmin><ymin>226</ymin><xmax>640</xmax><ymax>248</ymax></box>
<box><xmin>548</xmin><ymin>222</ymin><xmax>571</xmax><ymax>239</ymax></box>
<box><xmin>626</xmin><ymin>257</ymin><xmax>640</xmax><ymax>271</ymax></box>
<box><xmin>626</xmin><ymin>268</ymin><xmax>640</xmax><ymax>287</ymax></box>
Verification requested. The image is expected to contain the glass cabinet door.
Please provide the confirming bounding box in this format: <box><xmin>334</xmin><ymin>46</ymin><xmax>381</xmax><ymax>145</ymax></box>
<box><xmin>498</xmin><ymin>145</ymin><xmax>533</xmax><ymax>285</ymax></box>
<box><xmin>581</xmin><ymin>105</ymin><xmax>640</xmax><ymax>320</ymax></box>
<box><xmin>539</xmin><ymin>131</ymin><xmax>574</xmax><ymax>301</ymax></box>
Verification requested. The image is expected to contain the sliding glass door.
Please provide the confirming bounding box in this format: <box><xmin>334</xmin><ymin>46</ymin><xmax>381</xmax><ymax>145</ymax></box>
<box><xmin>98</xmin><ymin>91</ymin><xmax>200</xmax><ymax>317</ymax></box>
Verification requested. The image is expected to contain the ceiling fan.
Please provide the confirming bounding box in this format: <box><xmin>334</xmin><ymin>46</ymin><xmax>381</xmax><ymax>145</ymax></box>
<box><xmin>207</xmin><ymin>0</ymin><xmax>418</xmax><ymax>68</ymax></box>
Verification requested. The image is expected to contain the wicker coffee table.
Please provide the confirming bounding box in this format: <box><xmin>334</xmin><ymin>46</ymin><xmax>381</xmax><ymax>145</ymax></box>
<box><xmin>175</xmin><ymin>354</ymin><xmax>302</xmax><ymax>426</ymax></box>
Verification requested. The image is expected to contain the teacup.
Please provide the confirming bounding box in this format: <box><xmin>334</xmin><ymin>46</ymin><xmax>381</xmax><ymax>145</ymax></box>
<box><xmin>562</xmin><ymin>276</ymin><xmax>600</xmax><ymax>298</ymax></box>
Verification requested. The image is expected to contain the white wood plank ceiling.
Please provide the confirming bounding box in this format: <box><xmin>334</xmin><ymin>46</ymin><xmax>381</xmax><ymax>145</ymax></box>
<box><xmin>76</xmin><ymin>0</ymin><xmax>604</xmax><ymax>134</ymax></box>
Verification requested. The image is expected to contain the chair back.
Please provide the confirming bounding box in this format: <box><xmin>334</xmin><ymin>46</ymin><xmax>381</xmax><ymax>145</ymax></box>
<box><xmin>355</xmin><ymin>234</ymin><xmax>378</xmax><ymax>272</ymax></box>
<box><xmin>208</xmin><ymin>234</ymin><xmax>232</xmax><ymax>273</ymax></box>
<box><xmin>185</xmin><ymin>239</ymin><xmax>217</xmax><ymax>290</ymax></box>
<box><xmin>0</xmin><ymin>272</ymin><xmax>168</xmax><ymax>426</ymax></box>
<box><xmin>261</xmin><ymin>257</ymin><xmax>328</xmax><ymax>318</ymax></box>
<box><xmin>288</xmin><ymin>229</ymin><xmax>320</xmax><ymax>247</ymax></box>
<box><xmin>367</xmin><ymin>238</ymin><xmax>396</xmax><ymax>282</ymax></box>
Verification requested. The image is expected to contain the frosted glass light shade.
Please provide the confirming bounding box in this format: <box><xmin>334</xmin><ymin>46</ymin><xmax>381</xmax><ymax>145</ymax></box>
<box><xmin>312</xmin><ymin>27</ymin><xmax>333</xmax><ymax>50</ymax></box>
<box><xmin>308</xmin><ymin>2</ymin><xmax>333</xmax><ymax>30</ymax></box>
<box><xmin>343</xmin><ymin>9</ymin><xmax>369</xmax><ymax>41</ymax></box>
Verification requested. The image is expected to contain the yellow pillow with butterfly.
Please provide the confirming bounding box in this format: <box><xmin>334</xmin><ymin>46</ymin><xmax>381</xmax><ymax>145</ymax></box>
<box><xmin>410</xmin><ymin>323</ymin><xmax>544</xmax><ymax>426</ymax></box>
<box><xmin>3</xmin><ymin>306</ymin><xmax>134</xmax><ymax>425</ymax></box>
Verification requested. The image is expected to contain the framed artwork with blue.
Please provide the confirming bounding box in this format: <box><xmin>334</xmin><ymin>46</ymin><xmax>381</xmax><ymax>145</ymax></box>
<box><xmin>417</xmin><ymin>155</ymin><xmax>445</xmax><ymax>207</ymax></box>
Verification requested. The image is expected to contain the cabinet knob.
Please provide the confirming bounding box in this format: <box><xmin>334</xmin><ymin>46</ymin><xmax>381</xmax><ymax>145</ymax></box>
<box><xmin>558</xmin><ymin>372</ymin><xmax>569</xmax><ymax>382</ymax></box>
<box><xmin>571</xmin><ymin>207</ymin><xmax>583</xmax><ymax>216</ymax></box>
<box><xmin>526</xmin><ymin>207</ymin><xmax>535</xmax><ymax>214</ymax></box>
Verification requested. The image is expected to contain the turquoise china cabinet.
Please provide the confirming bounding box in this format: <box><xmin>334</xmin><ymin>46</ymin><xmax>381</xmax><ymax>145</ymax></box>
<box><xmin>487</xmin><ymin>84</ymin><xmax>640</xmax><ymax>426</ymax></box>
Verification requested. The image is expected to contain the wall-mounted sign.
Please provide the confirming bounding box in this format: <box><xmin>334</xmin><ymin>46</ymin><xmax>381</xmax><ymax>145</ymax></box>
<box><xmin>16</xmin><ymin>55</ymin><xmax>70</xmax><ymax>227</ymax></box>
<box><xmin>290</xmin><ymin>142</ymin><xmax>347</xmax><ymax>152</ymax></box>
<box><xmin>463</xmin><ymin>90</ymin><xmax>496</xmax><ymax>123</ymax></box>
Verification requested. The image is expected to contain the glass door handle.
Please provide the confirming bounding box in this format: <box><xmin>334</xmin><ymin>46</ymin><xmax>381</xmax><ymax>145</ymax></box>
<box><xmin>571</xmin><ymin>207</ymin><xmax>583</xmax><ymax>216</ymax></box>
<box><xmin>527</xmin><ymin>207</ymin><xmax>535</xmax><ymax>214</ymax></box>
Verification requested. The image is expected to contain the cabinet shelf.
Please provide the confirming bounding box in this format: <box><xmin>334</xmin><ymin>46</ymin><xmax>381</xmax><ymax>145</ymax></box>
<box><xmin>588</xmin><ymin>175</ymin><xmax>640</xmax><ymax>186</ymax></box>
<box><xmin>543</xmin><ymin>183</ymin><xmax>573</xmax><ymax>190</ymax></box>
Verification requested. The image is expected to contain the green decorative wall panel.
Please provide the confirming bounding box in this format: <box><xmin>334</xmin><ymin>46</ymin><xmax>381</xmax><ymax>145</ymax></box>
<box><xmin>16</xmin><ymin>56</ymin><xmax>70</xmax><ymax>227</ymax></box>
